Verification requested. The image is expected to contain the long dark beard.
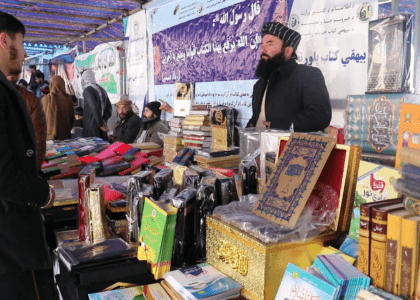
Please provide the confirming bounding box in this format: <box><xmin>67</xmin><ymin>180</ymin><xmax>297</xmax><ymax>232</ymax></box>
<box><xmin>254</xmin><ymin>50</ymin><xmax>287</xmax><ymax>78</ymax></box>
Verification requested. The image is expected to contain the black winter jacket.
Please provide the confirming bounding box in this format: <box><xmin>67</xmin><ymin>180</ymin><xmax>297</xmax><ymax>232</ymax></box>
<box><xmin>113</xmin><ymin>110</ymin><xmax>142</xmax><ymax>144</ymax></box>
<box><xmin>247</xmin><ymin>59</ymin><xmax>331</xmax><ymax>132</ymax></box>
<box><xmin>0</xmin><ymin>71</ymin><xmax>51</xmax><ymax>275</ymax></box>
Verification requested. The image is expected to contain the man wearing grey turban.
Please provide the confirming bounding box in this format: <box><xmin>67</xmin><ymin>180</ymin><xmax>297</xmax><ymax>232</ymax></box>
<box><xmin>81</xmin><ymin>69</ymin><xmax>112</xmax><ymax>140</ymax></box>
<box><xmin>247</xmin><ymin>22</ymin><xmax>331</xmax><ymax>132</ymax></box>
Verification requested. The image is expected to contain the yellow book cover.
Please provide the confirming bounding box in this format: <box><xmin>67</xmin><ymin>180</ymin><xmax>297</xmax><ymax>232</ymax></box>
<box><xmin>385</xmin><ymin>210</ymin><xmax>413</xmax><ymax>294</ymax></box>
<box><xmin>183</xmin><ymin>120</ymin><xmax>210</xmax><ymax>126</ymax></box>
<box><xmin>185</xmin><ymin>115</ymin><xmax>209</xmax><ymax>121</ymax></box>
<box><xmin>395</xmin><ymin>103</ymin><xmax>420</xmax><ymax>169</ymax></box>
<box><xmin>137</xmin><ymin>198</ymin><xmax>178</xmax><ymax>279</ymax></box>
<box><xmin>400</xmin><ymin>215</ymin><xmax>420</xmax><ymax>299</ymax></box>
<box><xmin>370</xmin><ymin>204</ymin><xmax>404</xmax><ymax>288</ymax></box>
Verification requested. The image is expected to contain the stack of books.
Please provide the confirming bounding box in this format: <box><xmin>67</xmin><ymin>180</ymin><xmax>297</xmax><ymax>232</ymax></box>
<box><xmin>275</xmin><ymin>263</ymin><xmax>339</xmax><ymax>300</ymax></box>
<box><xmin>194</xmin><ymin>147</ymin><xmax>240</xmax><ymax>168</ymax></box>
<box><xmin>357</xmin><ymin>195</ymin><xmax>420</xmax><ymax>299</ymax></box>
<box><xmin>88</xmin><ymin>283</ymin><xmax>172</xmax><ymax>300</ymax></box>
<box><xmin>162</xmin><ymin>263</ymin><xmax>242</xmax><ymax>300</ymax></box>
<box><xmin>312</xmin><ymin>254</ymin><xmax>370</xmax><ymax>299</ymax></box>
<box><xmin>356</xmin><ymin>286</ymin><xmax>405</xmax><ymax>299</ymax></box>
<box><xmin>189</xmin><ymin>104</ymin><xmax>211</xmax><ymax>116</ymax></box>
<box><xmin>182</xmin><ymin>115</ymin><xmax>211</xmax><ymax>133</ymax></box>
<box><xmin>168</xmin><ymin>117</ymin><xmax>184</xmax><ymax>134</ymax></box>
<box><xmin>164</xmin><ymin>136</ymin><xmax>183</xmax><ymax>162</ymax></box>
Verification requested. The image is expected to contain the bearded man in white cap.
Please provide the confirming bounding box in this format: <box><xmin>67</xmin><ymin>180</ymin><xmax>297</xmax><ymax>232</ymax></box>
<box><xmin>81</xmin><ymin>69</ymin><xmax>112</xmax><ymax>140</ymax></box>
<box><xmin>247</xmin><ymin>22</ymin><xmax>331</xmax><ymax>132</ymax></box>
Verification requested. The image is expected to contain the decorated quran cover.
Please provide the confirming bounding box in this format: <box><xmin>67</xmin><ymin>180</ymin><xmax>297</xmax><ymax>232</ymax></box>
<box><xmin>174</xmin><ymin>82</ymin><xmax>195</xmax><ymax>117</ymax></box>
<box><xmin>252</xmin><ymin>133</ymin><xmax>336</xmax><ymax>228</ymax></box>
<box><xmin>275</xmin><ymin>263</ymin><xmax>339</xmax><ymax>300</ymax></box>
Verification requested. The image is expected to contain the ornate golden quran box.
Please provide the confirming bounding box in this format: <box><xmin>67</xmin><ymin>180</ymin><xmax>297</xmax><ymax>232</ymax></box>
<box><xmin>206</xmin><ymin>142</ymin><xmax>361</xmax><ymax>300</ymax></box>
<box><xmin>206</xmin><ymin>216</ymin><xmax>336</xmax><ymax>300</ymax></box>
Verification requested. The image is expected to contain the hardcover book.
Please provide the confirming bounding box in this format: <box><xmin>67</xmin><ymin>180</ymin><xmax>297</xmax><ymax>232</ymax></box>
<box><xmin>56</xmin><ymin>238</ymin><xmax>136</xmax><ymax>271</ymax></box>
<box><xmin>275</xmin><ymin>263</ymin><xmax>339</xmax><ymax>300</ymax></box>
<box><xmin>252</xmin><ymin>133</ymin><xmax>336</xmax><ymax>228</ymax></box>
<box><xmin>174</xmin><ymin>82</ymin><xmax>195</xmax><ymax>117</ymax></box>
<box><xmin>137</xmin><ymin>197</ymin><xmax>178</xmax><ymax>279</ymax></box>
<box><xmin>395</xmin><ymin>103</ymin><xmax>420</xmax><ymax>168</ymax></box>
<box><xmin>370</xmin><ymin>203</ymin><xmax>405</xmax><ymax>288</ymax></box>
<box><xmin>210</xmin><ymin>106</ymin><xmax>235</xmax><ymax>150</ymax></box>
<box><xmin>162</xmin><ymin>263</ymin><xmax>242</xmax><ymax>300</ymax></box>
<box><xmin>399</xmin><ymin>215</ymin><xmax>420</xmax><ymax>299</ymax></box>
<box><xmin>349</xmin><ymin>160</ymin><xmax>401</xmax><ymax>241</ymax></box>
<box><xmin>357</xmin><ymin>198</ymin><xmax>403</xmax><ymax>276</ymax></box>
<box><xmin>384</xmin><ymin>209</ymin><xmax>413</xmax><ymax>294</ymax></box>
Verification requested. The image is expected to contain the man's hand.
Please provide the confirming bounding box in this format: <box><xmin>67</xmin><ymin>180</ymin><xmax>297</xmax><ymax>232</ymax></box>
<box><xmin>100</xmin><ymin>122</ymin><xmax>109</xmax><ymax>132</ymax></box>
<box><xmin>249</xmin><ymin>123</ymin><xmax>255</xmax><ymax>127</ymax></box>
<box><xmin>262</xmin><ymin>121</ymin><xmax>271</xmax><ymax>128</ymax></box>
<box><xmin>159</xmin><ymin>99</ymin><xmax>173</xmax><ymax>114</ymax></box>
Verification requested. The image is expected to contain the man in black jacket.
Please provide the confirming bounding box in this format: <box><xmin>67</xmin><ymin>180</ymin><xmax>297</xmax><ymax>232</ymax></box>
<box><xmin>112</xmin><ymin>98</ymin><xmax>142</xmax><ymax>143</ymax></box>
<box><xmin>247</xmin><ymin>22</ymin><xmax>331</xmax><ymax>132</ymax></box>
<box><xmin>0</xmin><ymin>11</ymin><xmax>56</xmax><ymax>299</ymax></box>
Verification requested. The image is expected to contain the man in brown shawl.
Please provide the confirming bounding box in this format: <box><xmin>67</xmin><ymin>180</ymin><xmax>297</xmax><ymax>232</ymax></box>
<box><xmin>7</xmin><ymin>73</ymin><xmax>47</xmax><ymax>169</ymax></box>
<box><xmin>41</xmin><ymin>75</ymin><xmax>75</xmax><ymax>140</ymax></box>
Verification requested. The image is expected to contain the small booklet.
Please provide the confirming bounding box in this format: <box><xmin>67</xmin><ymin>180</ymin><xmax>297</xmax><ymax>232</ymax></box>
<box><xmin>275</xmin><ymin>263</ymin><xmax>339</xmax><ymax>300</ymax></box>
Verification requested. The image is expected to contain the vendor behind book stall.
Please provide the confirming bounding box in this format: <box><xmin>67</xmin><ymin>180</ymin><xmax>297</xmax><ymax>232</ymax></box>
<box><xmin>247</xmin><ymin>22</ymin><xmax>332</xmax><ymax>132</ymax></box>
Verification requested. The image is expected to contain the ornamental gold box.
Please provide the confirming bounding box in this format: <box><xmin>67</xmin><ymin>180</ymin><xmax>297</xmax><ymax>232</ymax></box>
<box><xmin>206</xmin><ymin>140</ymin><xmax>361</xmax><ymax>300</ymax></box>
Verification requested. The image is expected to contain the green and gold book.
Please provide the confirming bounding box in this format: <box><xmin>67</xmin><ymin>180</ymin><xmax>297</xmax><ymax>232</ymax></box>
<box><xmin>137</xmin><ymin>197</ymin><xmax>177</xmax><ymax>279</ymax></box>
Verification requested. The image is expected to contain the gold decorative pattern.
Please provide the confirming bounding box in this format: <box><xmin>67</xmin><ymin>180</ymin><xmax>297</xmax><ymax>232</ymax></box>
<box><xmin>217</xmin><ymin>239</ymin><xmax>249</xmax><ymax>276</ymax></box>
<box><xmin>206</xmin><ymin>216</ymin><xmax>335</xmax><ymax>300</ymax></box>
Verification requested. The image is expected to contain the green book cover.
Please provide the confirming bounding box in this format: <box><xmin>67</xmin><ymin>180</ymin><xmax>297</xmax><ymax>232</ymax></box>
<box><xmin>137</xmin><ymin>197</ymin><xmax>177</xmax><ymax>279</ymax></box>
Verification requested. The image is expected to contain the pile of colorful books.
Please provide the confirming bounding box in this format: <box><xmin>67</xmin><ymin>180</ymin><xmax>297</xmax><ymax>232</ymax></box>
<box><xmin>162</xmin><ymin>263</ymin><xmax>242</xmax><ymax>300</ymax></box>
<box><xmin>194</xmin><ymin>147</ymin><xmax>240</xmax><ymax>169</ymax></box>
<box><xmin>41</xmin><ymin>139</ymin><xmax>163</xmax><ymax>179</ymax></box>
